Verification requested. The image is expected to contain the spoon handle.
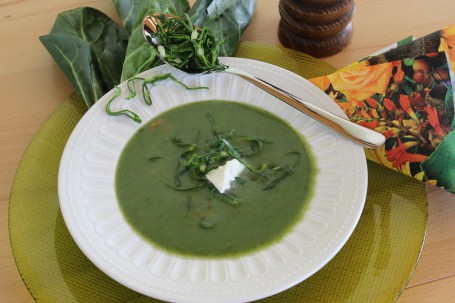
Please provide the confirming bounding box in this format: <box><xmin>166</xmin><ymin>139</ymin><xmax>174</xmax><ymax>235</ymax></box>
<box><xmin>225</xmin><ymin>67</ymin><xmax>386</xmax><ymax>149</ymax></box>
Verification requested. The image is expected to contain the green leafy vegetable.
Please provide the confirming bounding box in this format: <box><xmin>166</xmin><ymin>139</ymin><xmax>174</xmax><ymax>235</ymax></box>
<box><xmin>126</xmin><ymin>72</ymin><xmax>208</xmax><ymax>105</ymax></box>
<box><xmin>105</xmin><ymin>73</ymin><xmax>207</xmax><ymax>121</ymax></box>
<box><xmin>199</xmin><ymin>217</ymin><xmax>216</xmax><ymax>229</ymax></box>
<box><xmin>262</xmin><ymin>165</ymin><xmax>294</xmax><ymax>191</ymax></box>
<box><xmin>106</xmin><ymin>86</ymin><xmax>142</xmax><ymax>123</ymax></box>
<box><xmin>235</xmin><ymin>176</ymin><xmax>246</xmax><ymax>185</ymax></box>
<box><xmin>118</xmin><ymin>26</ymin><xmax>160</xmax><ymax>81</ymax></box>
<box><xmin>238</xmin><ymin>136</ymin><xmax>272</xmax><ymax>155</ymax></box>
<box><xmin>148</xmin><ymin>156</ymin><xmax>162</xmax><ymax>161</ymax></box>
<box><xmin>114</xmin><ymin>0</ymin><xmax>190</xmax><ymax>80</ymax></box>
<box><xmin>166</xmin><ymin>183</ymin><xmax>206</xmax><ymax>191</ymax></box>
<box><xmin>188</xmin><ymin>0</ymin><xmax>258</xmax><ymax>56</ymax></box>
<box><xmin>40</xmin><ymin>7</ymin><xmax>128</xmax><ymax>107</ymax></box>
<box><xmin>41</xmin><ymin>1</ymin><xmax>257</xmax><ymax>107</ymax></box>
<box><xmin>40</xmin><ymin>34</ymin><xmax>105</xmax><ymax>108</ymax></box>
<box><xmin>44</xmin><ymin>7</ymin><xmax>129</xmax><ymax>90</ymax></box>
<box><xmin>150</xmin><ymin>14</ymin><xmax>225</xmax><ymax>73</ymax></box>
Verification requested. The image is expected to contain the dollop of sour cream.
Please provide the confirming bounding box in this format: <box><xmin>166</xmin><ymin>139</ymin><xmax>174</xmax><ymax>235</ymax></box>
<box><xmin>206</xmin><ymin>159</ymin><xmax>244</xmax><ymax>193</ymax></box>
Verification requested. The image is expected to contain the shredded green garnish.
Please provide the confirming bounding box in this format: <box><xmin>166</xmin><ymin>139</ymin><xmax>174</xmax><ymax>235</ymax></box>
<box><xmin>148</xmin><ymin>156</ymin><xmax>162</xmax><ymax>161</ymax></box>
<box><xmin>262</xmin><ymin>165</ymin><xmax>294</xmax><ymax>191</ymax></box>
<box><xmin>166</xmin><ymin>183</ymin><xmax>206</xmax><ymax>191</ymax></box>
<box><xmin>235</xmin><ymin>176</ymin><xmax>246</xmax><ymax>186</ymax></box>
<box><xmin>199</xmin><ymin>217</ymin><xmax>216</xmax><ymax>229</ymax></box>
<box><xmin>169</xmin><ymin>114</ymin><xmax>301</xmax><ymax>202</ymax></box>
<box><xmin>152</xmin><ymin>14</ymin><xmax>226</xmax><ymax>73</ymax></box>
<box><xmin>105</xmin><ymin>86</ymin><xmax>142</xmax><ymax>123</ymax></box>
<box><xmin>105</xmin><ymin>73</ymin><xmax>207</xmax><ymax>123</ymax></box>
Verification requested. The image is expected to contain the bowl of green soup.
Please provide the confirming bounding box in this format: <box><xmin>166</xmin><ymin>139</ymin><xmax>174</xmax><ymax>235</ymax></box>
<box><xmin>58</xmin><ymin>57</ymin><xmax>368</xmax><ymax>303</ymax></box>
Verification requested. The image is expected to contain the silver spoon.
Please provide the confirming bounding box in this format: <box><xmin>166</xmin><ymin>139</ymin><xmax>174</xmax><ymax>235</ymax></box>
<box><xmin>142</xmin><ymin>14</ymin><xmax>386</xmax><ymax>149</ymax></box>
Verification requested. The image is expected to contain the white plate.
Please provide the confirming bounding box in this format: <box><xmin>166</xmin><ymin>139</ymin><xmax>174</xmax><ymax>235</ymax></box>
<box><xmin>58</xmin><ymin>57</ymin><xmax>367</xmax><ymax>303</ymax></box>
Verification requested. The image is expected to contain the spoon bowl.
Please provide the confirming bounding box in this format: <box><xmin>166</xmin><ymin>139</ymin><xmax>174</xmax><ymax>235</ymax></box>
<box><xmin>143</xmin><ymin>14</ymin><xmax>225</xmax><ymax>75</ymax></box>
<box><xmin>143</xmin><ymin>14</ymin><xmax>178</xmax><ymax>58</ymax></box>
<box><xmin>143</xmin><ymin>14</ymin><xmax>386</xmax><ymax>149</ymax></box>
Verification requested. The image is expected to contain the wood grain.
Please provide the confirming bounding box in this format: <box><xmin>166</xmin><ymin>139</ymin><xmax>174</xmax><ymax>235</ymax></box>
<box><xmin>1</xmin><ymin>0</ymin><xmax>454</xmax><ymax>302</ymax></box>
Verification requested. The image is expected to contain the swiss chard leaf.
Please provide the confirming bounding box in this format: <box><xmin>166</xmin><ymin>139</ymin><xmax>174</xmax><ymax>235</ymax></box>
<box><xmin>40</xmin><ymin>7</ymin><xmax>128</xmax><ymax>107</ymax></box>
<box><xmin>41</xmin><ymin>0</ymin><xmax>257</xmax><ymax>108</ymax></box>
<box><xmin>421</xmin><ymin>131</ymin><xmax>455</xmax><ymax>193</ymax></box>
<box><xmin>120</xmin><ymin>27</ymin><xmax>160</xmax><ymax>81</ymax></box>
<box><xmin>39</xmin><ymin>34</ymin><xmax>105</xmax><ymax>107</ymax></box>
<box><xmin>188</xmin><ymin>0</ymin><xmax>257</xmax><ymax>56</ymax></box>
<box><xmin>116</xmin><ymin>0</ymin><xmax>190</xmax><ymax>81</ymax></box>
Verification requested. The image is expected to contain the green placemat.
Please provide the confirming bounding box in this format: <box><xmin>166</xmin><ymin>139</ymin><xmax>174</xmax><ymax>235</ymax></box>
<box><xmin>9</xmin><ymin>42</ymin><xmax>427</xmax><ymax>303</ymax></box>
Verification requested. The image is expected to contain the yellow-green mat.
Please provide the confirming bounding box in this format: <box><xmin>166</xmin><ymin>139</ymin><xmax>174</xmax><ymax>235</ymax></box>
<box><xmin>9</xmin><ymin>42</ymin><xmax>427</xmax><ymax>303</ymax></box>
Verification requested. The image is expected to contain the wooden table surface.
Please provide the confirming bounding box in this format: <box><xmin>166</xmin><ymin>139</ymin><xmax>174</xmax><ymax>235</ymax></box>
<box><xmin>1</xmin><ymin>1</ymin><xmax>454</xmax><ymax>302</ymax></box>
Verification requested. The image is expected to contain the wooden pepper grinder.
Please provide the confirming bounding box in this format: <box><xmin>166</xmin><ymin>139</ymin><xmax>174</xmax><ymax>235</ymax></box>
<box><xmin>278</xmin><ymin>0</ymin><xmax>355</xmax><ymax>57</ymax></box>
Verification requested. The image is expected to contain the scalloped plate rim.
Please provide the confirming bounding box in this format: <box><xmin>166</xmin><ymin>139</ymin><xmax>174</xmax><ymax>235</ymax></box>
<box><xmin>58</xmin><ymin>57</ymin><xmax>368</xmax><ymax>303</ymax></box>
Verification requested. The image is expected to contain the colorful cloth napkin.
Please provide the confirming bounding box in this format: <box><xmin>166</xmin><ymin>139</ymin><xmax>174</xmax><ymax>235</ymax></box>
<box><xmin>309</xmin><ymin>24</ymin><xmax>455</xmax><ymax>194</ymax></box>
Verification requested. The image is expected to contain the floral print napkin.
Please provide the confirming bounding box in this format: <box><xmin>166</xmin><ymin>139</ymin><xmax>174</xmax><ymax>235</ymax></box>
<box><xmin>309</xmin><ymin>24</ymin><xmax>455</xmax><ymax>193</ymax></box>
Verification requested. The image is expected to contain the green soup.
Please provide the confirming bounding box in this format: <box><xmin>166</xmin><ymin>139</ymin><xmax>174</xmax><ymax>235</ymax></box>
<box><xmin>116</xmin><ymin>100</ymin><xmax>317</xmax><ymax>258</ymax></box>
